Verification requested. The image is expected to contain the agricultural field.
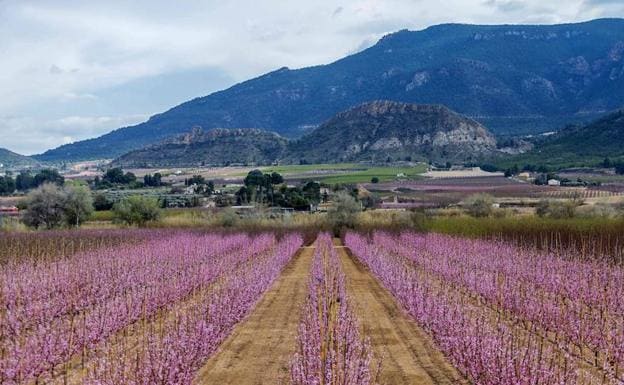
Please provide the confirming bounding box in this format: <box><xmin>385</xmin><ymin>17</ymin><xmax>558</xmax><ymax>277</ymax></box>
<box><xmin>260</xmin><ymin>163</ymin><xmax>427</xmax><ymax>184</ymax></box>
<box><xmin>1</xmin><ymin>227</ymin><xmax>623</xmax><ymax>384</ymax></box>
<box><xmin>122</xmin><ymin>163</ymin><xmax>428</xmax><ymax>185</ymax></box>
<box><xmin>346</xmin><ymin>232</ymin><xmax>624</xmax><ymax>385</ymax></box>
<box><xmin>367</xmin><ymin>175</ymin><xmax>624</xmax><ymax>208</ymax></box>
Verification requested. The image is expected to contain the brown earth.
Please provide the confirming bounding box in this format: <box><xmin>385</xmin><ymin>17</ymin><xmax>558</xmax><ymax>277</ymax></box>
<box><xmin>194</xmin><ymin>246</ymin><xmax>314</xmax><ymax>385</ymax></box>
<box><xmin>196</xmin><ymin>239</ymin><xmax>464</xmax><ymax>385</ymax></box>
<box><xmin>336</xmin><ymin>242</ymin><xmax>465</xmax><ymax>385</ymax></box>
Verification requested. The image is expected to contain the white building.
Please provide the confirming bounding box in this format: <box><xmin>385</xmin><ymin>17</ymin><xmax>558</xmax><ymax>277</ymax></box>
<box><xmin>547</xmin><ymin>179</ymin><xmax>561</xmax><ymax>186</ymax></box>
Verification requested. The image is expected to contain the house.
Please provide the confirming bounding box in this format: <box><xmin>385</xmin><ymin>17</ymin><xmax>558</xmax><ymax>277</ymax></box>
<box><xmin>547</xmin><ymin>179</ymin><xmax>561</xmax><ymax>186</ymax></box>
<box><xmin>517</xmin><ymin>172</ymin><xmax>531</xmax><ymax>179</ymax></box>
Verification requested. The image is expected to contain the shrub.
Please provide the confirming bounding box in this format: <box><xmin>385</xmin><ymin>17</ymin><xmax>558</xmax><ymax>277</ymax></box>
<box><xmin>371</xmin><ymin>177</ymin><xmax>379</xmax><ymax>183</ymax></box>
<box><xmin>464</xmin><ymin>194</ymin><xmax>495</xmax><ymax>218</ymax></box>
<box><xmin>218</xmin><ymin>208</ymin><xmax>238</xmax><ymax>227</ymax></box>
<box><xmin>576</xmin><ymin>203</ymin><xmax>618</xmax><ymax>219</ymax></box>
<box><xmin>535</xmin><ymin>199</ymin><xmax>578</xmax><ymax>219</ymax></box>
<box><xmin>329</xmin><ymin>191</ymin><xmax>361</xmax><ymax>234</ymax></box>
<box><xmin>113</xmin><ymin>196</ymin><xmax>161</xmax><ymax>226</ymax></box>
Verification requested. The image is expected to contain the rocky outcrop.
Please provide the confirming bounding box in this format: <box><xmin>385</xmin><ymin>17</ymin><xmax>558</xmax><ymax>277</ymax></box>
<box><xmin>284</xmin><ymin>101</ymin><xmax>497</xmax><ymax>163</ymax></box>
<box><xmin>113</xmin><ymin>128</ymin><xmax>288</xmax><ymax>167</ymax></box>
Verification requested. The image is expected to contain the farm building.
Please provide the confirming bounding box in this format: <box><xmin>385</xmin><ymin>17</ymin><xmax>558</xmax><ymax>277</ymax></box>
<box><xmin>548</xmin><ymin>179</ymin><xmax>561</xmax><ymax>186</ymax></box>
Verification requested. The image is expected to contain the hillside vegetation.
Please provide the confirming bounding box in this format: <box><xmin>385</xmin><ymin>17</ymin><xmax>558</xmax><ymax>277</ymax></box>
<box><xmin>497</xmin><ymin>108</ymin><xmax>624</xmax><ymax>168</ymax></box>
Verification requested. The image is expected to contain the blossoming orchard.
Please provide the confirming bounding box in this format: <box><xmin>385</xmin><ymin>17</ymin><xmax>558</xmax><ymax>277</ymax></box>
<box><xmin>1</xmin><ymin>229</ymin><xmax>622</xmax><ymax>384</ymax></box>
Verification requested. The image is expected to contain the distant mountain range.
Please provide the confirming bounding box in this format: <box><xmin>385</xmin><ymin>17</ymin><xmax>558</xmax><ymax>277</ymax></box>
<box><xmin>35</xmin><ymin>18</ymin><xmax>624</xmax><ymax>162</ymax></box>
<box><xmin>114</xmin><ymin>101</ymin><xmax>497</xmax><ymax>167</ymax></box>
<box><xmin>0</xmin><ymin>148</ymin><xmax>38</xmax><ymax>169</ymax></box>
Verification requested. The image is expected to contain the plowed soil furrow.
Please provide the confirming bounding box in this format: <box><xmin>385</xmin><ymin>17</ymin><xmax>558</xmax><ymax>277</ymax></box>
<box><xmin>194</xmin><ymin>246</ymin><xmax>313</xmax><ymax>385</ymax></box>
<box><xmin>337</xmin><ymin>243</ymin><xmax>465</xmax><ymax>385</ymax></box>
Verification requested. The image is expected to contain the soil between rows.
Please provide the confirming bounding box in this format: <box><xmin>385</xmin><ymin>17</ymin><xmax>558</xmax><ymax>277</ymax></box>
<box><xmin>336</xmin><ymin>242</ymin><xmax>465</xmax><ymax>385</ymax></box>
<box><xmin>196</xmin><ymin>239</ymin><xmax>463</xmax><ymax>385</ymax></box>
<box><xmin>194</xmin><ymin>246</ymin><xmax>314</xmax><ymax>384</ymax></box>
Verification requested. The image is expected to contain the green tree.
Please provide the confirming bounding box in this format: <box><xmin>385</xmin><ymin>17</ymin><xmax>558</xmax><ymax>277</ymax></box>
<box><xmin>270</xmin><ymin>172</ymin><xmax>284</xmax><ymax>185</ymax></box>
<box><xmin>33</xmin><ymin>169</ymin><xmax>64</xmax><ymax>187</ymax></box>
<box><xmin>93</xmin><ymin>193</ymin><xmax>114</xmax><ymax>211</ymax></box>
<box><xmin>102</xmin><ymin>168</ymin><xmax>137</xmax><ymax>185</ymax></box>
<box><xmin>185</xmin><ymin>175</ymin><xmax>206</xmax><ymax>186</ymax></box>
<box><xmin>15</xmin><ymin>172</ymin><xmax>34</xmax><ymax>190</ymax></box>
<box><xmin>302</xmin><ymin>181</ymin><xmax>321</xmax><ymax>204</ymax></box>
<box><xmin>113</xmin><ymin>196</ymin><xmax>161</xmax><ymax>226</ymax></box>
<box><xmin>63</xmin><ymin>185</ymin><xmax>94</xmax><ymax>227</ymax></box>
<box><xmin>144</xmin><ymin>173</ymin><xmax>162</xmax><ymax>187</ymax></box>
<box><xmin>0</xmin><ymin>176</ymin><xmax>16</xmax><ymax>195</ymax></box>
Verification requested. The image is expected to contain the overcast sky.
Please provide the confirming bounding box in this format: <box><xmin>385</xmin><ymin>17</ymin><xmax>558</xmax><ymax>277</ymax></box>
<box><xmin>1</xmin><ymin>0</ymin><xmax>623</xmax><ymax>154</ymax></box>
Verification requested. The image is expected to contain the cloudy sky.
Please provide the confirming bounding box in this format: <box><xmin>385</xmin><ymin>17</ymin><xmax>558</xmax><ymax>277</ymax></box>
<box><xmin>1</xmin><ymin>0</ymin><xmax>623</xmax><ymax>154</ymax></box>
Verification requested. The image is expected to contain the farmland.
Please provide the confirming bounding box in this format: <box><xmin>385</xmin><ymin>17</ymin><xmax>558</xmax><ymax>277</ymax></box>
<box><xmin>346</xmin><ymin>232</ymin><xmax>624</xmax><ymax>385</ymax></box>
<box><xmin>1</xmin><ymin>225</ymin><xmax>623</xmax><ymax>384</ymax></box>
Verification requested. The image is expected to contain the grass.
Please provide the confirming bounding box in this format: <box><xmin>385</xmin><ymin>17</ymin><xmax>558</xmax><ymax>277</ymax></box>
<box><xmin>320</xmin><ymin>164</ymin><xmax>427</xmax><ymax>184</ymax></box>
<box><xmin>240</xmin><ymin>163</ymin><xmax>429</xmax><ymax>184</ymax></box>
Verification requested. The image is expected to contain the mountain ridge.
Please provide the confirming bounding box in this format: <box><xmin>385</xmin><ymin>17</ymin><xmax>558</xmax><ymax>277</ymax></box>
<box><xmin>114</xmin><ymin>101</ymin><xmax>497</xmax><ymax>167</ymax></box>
<box><xmin>35</xmin><ymin>18</ymin><xmax>624</xmax><ymax>162</ymax></box>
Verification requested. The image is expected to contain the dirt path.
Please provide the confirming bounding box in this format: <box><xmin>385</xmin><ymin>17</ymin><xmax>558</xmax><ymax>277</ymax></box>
<box><xmin>336</xmin><ymin>242</ymin><xmax>465</xmax><ymax>385</ymax></box>
<box><xmin>194</xmin><ymin>246</ymin><xmax>314</xmax><ymax>385</ymax></box>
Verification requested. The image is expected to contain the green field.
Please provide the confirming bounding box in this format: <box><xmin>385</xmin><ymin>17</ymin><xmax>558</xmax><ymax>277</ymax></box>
<box><xmin>259</xmin><ymin>163</ymin><xmax>364</xmax><ymax>174</ymax></box>
<box><xmin>258</xmin><ymin>163</ymin><xmax>427</xmax><ymax>184</ymax></box>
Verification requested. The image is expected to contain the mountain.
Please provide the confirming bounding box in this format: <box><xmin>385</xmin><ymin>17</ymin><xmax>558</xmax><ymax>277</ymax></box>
<box><xmin>114</xmin><ymin>101</ymin><xmax>496</xmax><ymax>166</ymax></box>
<box><xmin>502</xmin><ymin>108</ymin><xmax>624</xmax><ymax>167</ymax></box>
<box><xmin>36</xmin><ymin>18</ymin><xmax>624</xmax><ymax>162</ymax></box>
<box><xmin>285</xmin><ymin>101</ymin><xmax>496</xmax><ymax>164</ymax></box>
<box><xmin>0</xmin><ymin>148</ymin><xmax>39</xmax><ymax>169</ymax></box>
<box><xmin>113</xmin><ymin>127</ymin><xmax>287</xmax><ymax>167</ymax></box>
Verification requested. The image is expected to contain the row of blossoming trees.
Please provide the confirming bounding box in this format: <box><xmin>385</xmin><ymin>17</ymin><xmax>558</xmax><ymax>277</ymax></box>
<box><xmin>345</xmin><ymin>231</ymin><xmax>624</xmax><ymax>385</ymax></box>
<box><xmin>0</xmin><ymin>231</ymin><xmax>302</xmax><ymax>385</ymax></box>
<box><xmin>291</xmin><ymin>233</ymin><xmax>376</xmax><ymax>385</ymax></box>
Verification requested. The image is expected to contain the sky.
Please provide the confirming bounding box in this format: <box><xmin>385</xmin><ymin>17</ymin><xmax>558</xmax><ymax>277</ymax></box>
<box><xmin>1</xmin><ymin>0</ymin><xmax>623</xmax><ymax>155</ymax></box>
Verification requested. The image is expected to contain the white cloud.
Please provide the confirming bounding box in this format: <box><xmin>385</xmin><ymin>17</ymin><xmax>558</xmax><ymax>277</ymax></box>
<box><xmin>0</xmin><ymin>114</ymin><xmax>149</xmax><ymax>155</ymax></box>
<box><xmin>0</xmin><ymin>0</ymin><xmax>623</xmax><ymax>154</ymax></box>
